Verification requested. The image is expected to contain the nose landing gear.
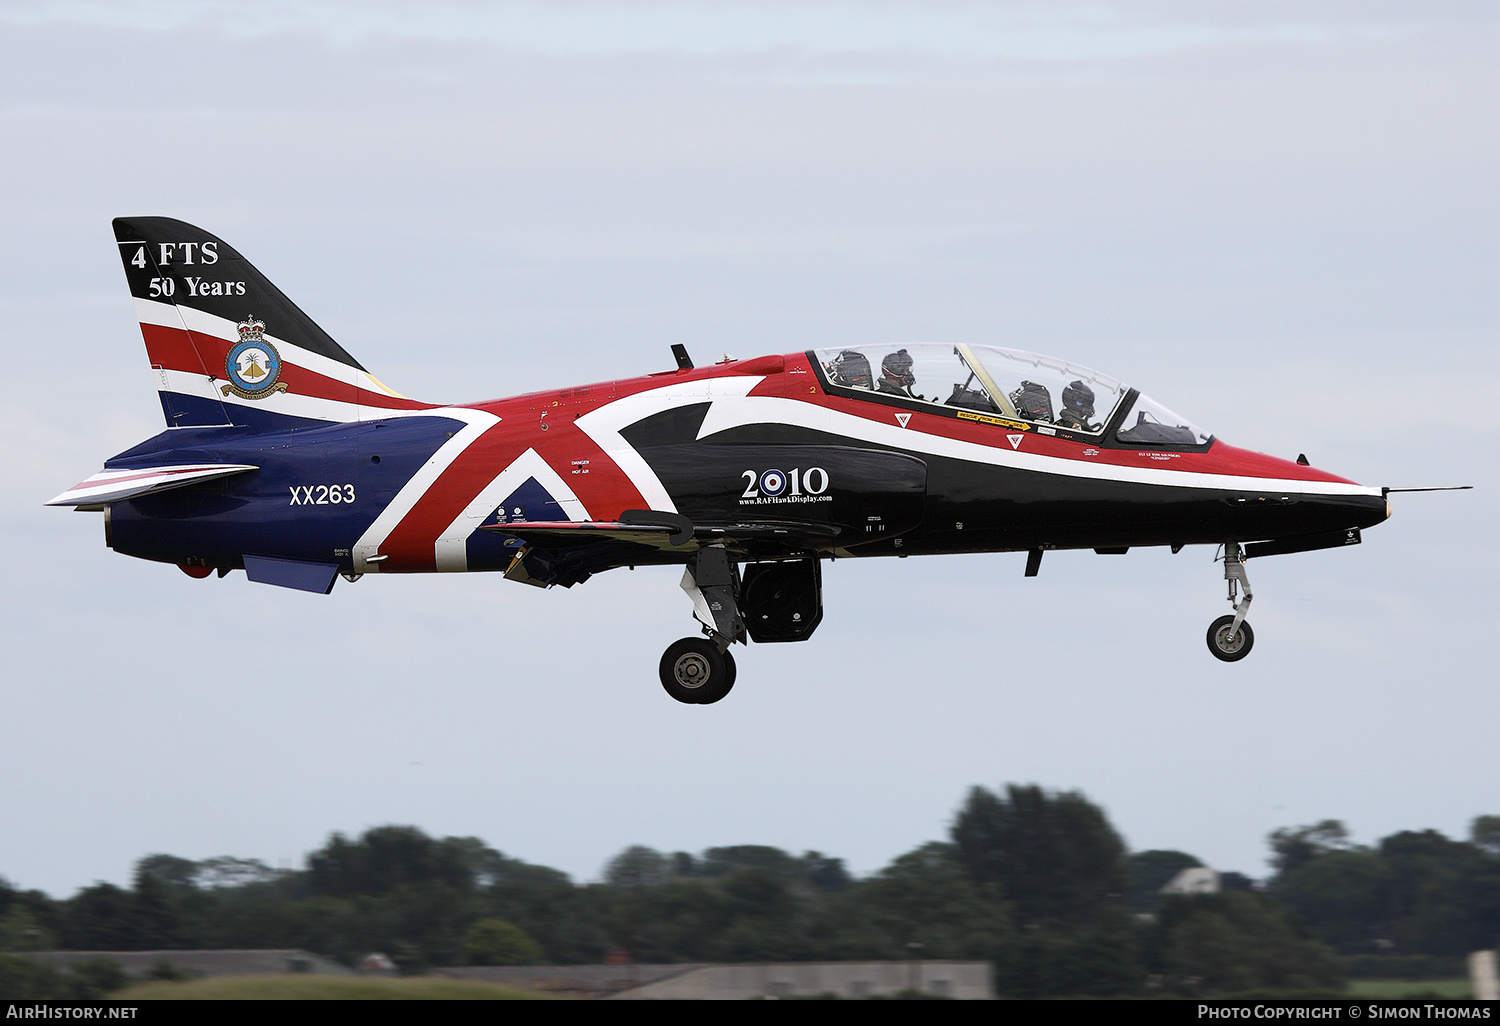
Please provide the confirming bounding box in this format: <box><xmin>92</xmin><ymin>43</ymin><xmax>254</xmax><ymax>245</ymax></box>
<box><xmin>1207</xmin><ymin>543</ymin><xmax>1254</xmax><ymax>662</ymax></box>
<box><xmin>1207</xmin><ymin>614</ymin><xmax>1254</xmax><ymax>661</ymax></box>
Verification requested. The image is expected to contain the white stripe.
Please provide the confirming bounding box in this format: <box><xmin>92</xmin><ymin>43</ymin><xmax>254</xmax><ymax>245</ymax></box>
<box><xmin>158</xmin><ymin>368</ymin><xmax>365</xmax><ymax>424</ymax></box>
<box><xmin>574</xmin><ymin>376</ymin><xmax>766</xmax><ymax>513</ymax></box>
<box><xmin>694</xmin><ymin>395</ymin><xmax>1380</xmax><ymax>497</ymax></box>
<box><xmin>134</xmin><ymin>297</ymin><xmax>412</xmax><ymax>403</ymax></box>
<box><xmin>352</xmin><ymin>408</ymin><xmax>502</xmax><ymax>571</ymax></box>
<box><xmin>432</xmin><ymin>448</ymin><xmax>591</xmax><ymax>572</ymax></box>
<box><xmin>135</xmin><ymin>296</ymin><xmax>192</xmax><ymax>330</ymax></box>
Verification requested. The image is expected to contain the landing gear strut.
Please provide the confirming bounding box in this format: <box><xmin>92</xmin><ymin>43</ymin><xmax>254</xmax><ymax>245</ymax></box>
<box><xmin>660</xmin><ymin>546</ymin><xmax>745</xmax><ymax>705</ymax></box>
<box><xmin>1207</xmin><ymin>543</ymin><xmax>1254</xmax><ymax>662</ymax></box>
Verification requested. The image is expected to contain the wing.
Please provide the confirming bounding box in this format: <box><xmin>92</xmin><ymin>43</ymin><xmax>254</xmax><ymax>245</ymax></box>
<box><xmin>482</xmin><ymin>510</ymin><xmax>844</xmax><ymax>589</ymax></box>
<box><xmin>481</xmin><ymin>517</ymin><xmax>841</xmax><ymax>551</ymax></box>
<box><xmin>482</xmin><ymin>520</ymin><xmax>681</xmax><ymax>550</ymax></box>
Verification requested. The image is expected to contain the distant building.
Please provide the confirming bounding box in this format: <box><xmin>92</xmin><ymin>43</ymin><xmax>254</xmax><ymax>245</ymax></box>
<box><xmin>28</xmin><ymin>952</ymin><xmax>993</xmax><ymax>997</ymax></box>
<box><xmin>26</xmin><ymin>949</ymin><xmax>351</xmax><ymax>979</ymax></box>
<box><xmin>440</xmin><ymin>961</ymin><xmax>994</xmax><ymax>1000</ymax></box>
<box><xmin>1160</xmin><ymin>867</ymin><xmax>1221</xmax><ymax>895</ymax></box>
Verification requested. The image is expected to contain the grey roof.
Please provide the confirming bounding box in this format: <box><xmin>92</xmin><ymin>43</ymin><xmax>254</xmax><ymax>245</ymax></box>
<box><xmin>439</xmin><ymin>961</ymin><xmax>995</xmax><ymax>999</ymax></box>
<box><xmin>24</xmin><ymin>949</ymin><xmax>352</xmax><ymax>977</ymax></box>
<box><xmin>436</xmin><ymin>964</ymin><xmax>704</xmax><ymax>997</ymax></box>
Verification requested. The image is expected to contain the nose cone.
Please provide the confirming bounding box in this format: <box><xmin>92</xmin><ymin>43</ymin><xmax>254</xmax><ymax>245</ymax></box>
<box><xmin>1205</xmin><ymin>442</ymin><xmax>1389</xmax><ymax>537</ymax></box>
<box><xmin>1208</xmin><ymin>442</ymin><xmax>1361</xmax><ymax>487</ymax></box>
<box><xmin>1344</xmin><ymin>490</ymin><xmax>1393</xmax><ymax>532</ymax></box>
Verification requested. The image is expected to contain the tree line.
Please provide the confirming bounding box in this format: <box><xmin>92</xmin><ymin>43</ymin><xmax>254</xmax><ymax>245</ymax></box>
<box><xmin>2</xmin><ymin>786</ymin><xmax>1497</xmax><ymax>998</ymax></box>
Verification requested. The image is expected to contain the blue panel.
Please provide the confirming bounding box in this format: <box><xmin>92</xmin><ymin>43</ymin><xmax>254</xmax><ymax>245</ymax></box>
<box><xmin>486</xmin><ymin>477</ymin><xmax>570</xmax><ymax>524</ymax></box>
<box><xmin>159</xmin><ymin>390</ymin><xmax>231</xmax><ymax>428</ymax></box>
<box><xmin>243</xmin><ymin>554</ymin><xmax>340</xmax><ymax>594</ymax></box>
<box><xmin>464</xmin><ymin>531</ymin><xmax>524</xmax><ymax>572</ymax></box>
<box><xmin>109</xmin><ymin>425</ymin><xmax>257</xmax><ymax>464</ymax></box>
<box><xmin>466</xmin><ymin>477</ymin><xmax>570</xmax><ymax>571</ymax></box>
<box><xmin>107</xmin><ymin>416</ymin><xmax>465</xmax><ymax>571</ymax></box>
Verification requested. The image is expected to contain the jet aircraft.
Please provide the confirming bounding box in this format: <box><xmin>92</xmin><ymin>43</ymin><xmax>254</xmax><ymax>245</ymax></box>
<box><xmin>51</xmin><ymin>217</ymin><xmax>1423</xmax><ymax>703</ymax></box>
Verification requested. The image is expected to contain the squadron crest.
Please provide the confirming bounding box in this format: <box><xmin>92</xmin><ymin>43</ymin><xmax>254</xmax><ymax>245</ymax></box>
<box><xmin>222</xmin><ymin>315</ymin><xmax>288</xmax><ymax>400</ymax></box>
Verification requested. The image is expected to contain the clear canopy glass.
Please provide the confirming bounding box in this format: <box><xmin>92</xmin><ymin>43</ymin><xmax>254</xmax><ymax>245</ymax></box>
<box><xmin>812</xmin><ymin>343</ymin><xmax>1208</xmax><ymax>446</ymax></box>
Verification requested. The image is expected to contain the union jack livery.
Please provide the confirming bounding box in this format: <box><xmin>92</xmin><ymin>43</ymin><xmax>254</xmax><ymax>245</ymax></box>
<box><xmin>52</xmin><ymin>216</ymin><xmax>1418</xmax><ymax>702</ymax></box>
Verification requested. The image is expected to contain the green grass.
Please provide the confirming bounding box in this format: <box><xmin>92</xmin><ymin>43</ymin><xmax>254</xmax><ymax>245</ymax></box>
<box><xmin>113</xmin><ymin>975</ymin><xmax>556</xmax><ymax>1000</ymax></box>
<box><xmin>1346</xmin><ymin>978</ymin><xmax>1472</xmax><ymax>1000</ymax></box>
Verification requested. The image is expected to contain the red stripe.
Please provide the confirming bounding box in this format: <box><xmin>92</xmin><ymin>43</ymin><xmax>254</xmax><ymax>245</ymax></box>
<box><xmin>140</xmin><ymin>322</ymin><xmax>209</xmax><ymax>376</ymax></box>
<box><xmin>378</xmin><ymin>418</ymin><xmax>649</xmax><ymax>571</ymax></box>
<box><xmin>139</xmin><ymin>321</ymin><xmax>433</xmax><ymax>411</ymax></box>
<box><xmin>68</xmin><ymin>466</ymin><xmax>221</xmax><ymax>491</ymax></box>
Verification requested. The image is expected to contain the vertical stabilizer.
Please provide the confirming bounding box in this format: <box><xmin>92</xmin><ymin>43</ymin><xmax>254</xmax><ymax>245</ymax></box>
<box><xmin>112</xmin><ymin>217</ymin><xmax>429</xmax><ymax>430</ymax></box>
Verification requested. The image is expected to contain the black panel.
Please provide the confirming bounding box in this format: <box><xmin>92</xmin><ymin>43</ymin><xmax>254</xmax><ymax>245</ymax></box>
<box><xmin>1245</xmin><ymin>527</ymin><xmax>1362</xmax><ymax>559</ymax></box>
<box><xmin>642</xmin><ymin>418</ymin><xmax>1388</xmax><ymax>555</ymax></box>
<box><xmin>619</xmin><ymin>403</ymin><xmax>711</xmax><ymax>448</ymax></box>
<box><xmin>112</xmin><ymin>216</ymin><xmax>364</xmax><ymax>370</ymax></box>
<box><xmin>635</xmin><ymin>443</ymin><xmax>927</xmax><ymax>542</ymax></box>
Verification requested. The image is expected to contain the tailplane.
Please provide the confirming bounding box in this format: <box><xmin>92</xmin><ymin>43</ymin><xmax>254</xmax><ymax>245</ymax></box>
<box><xmin>113</xmin><ymin>217</ymin><xmax>429</xmax><ymax>430</ymax></box>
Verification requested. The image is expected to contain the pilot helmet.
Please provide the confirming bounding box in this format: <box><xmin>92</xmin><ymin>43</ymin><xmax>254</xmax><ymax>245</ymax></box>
<box><xmin>829</xmin><ymin>349</ymin><xmax>873</xmax><ymax>388</ymax></box>
<box><xmin>1061</xmin><ymin>380</ymin><xmax>1096</xmax><ymax>420</ymax></box>
<box><xmin>881</xmin><ymin>349</ymin><xmax>916</xmax><ymax>388</ymax></box>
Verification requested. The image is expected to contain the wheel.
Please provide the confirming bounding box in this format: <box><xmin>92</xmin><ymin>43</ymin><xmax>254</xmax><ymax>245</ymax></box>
<box><xmin>1207</xmin><ymin>614</ymin><xmax>1254</xmax><ymax>662</ymax></box>
<box><xmin>659</xmin><ymin>638</ymin><xmax>734</xmax><ymax>704</ymax></box>
<box><xmin>712</xmin><ymin>649</ymin><xmax>737</xmax><ymax>705</ymax></box>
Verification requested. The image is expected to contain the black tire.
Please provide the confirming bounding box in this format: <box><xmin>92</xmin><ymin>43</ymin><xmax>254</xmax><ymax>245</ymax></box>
<box><xmin>707</xmin><ymin>649</ymin><xmax>737</xmax><ymax>705</ymax></box>
<box><xmin>1207</xmin><ymin>614</ymin><xmax>1254</xmax><ymax>662</ymax></box>
<box><xmin>660</xmin><ymin>638</ymin><xmax>733</xmax><ymax>704</ymax></box>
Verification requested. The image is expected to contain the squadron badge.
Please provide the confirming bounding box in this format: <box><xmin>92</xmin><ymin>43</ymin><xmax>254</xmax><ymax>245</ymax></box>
<box><xmin>222</xmin><ymin>315</ymin><xmax>289</xmax><ymax>399</ymax></box>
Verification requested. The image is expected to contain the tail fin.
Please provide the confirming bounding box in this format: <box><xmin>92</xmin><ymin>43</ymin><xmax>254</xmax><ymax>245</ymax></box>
<box><xmin>113</xmin><ymin>217</ymin><xmax>429</xmax><ymax>430</ymax></box>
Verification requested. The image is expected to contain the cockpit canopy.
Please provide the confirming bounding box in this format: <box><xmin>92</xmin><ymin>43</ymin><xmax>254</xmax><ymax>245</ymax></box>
<box><xmin>811</xmin><ymin>343</ymin><xmax>1210</xmax><ymax>447</ymax></box>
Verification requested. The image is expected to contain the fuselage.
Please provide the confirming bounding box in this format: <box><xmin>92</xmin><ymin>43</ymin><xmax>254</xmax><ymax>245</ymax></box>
<box><xmin>43</xmin><ymin>216</ymin><xmax>1404</xmax><ymax>690</ymax></box>
<box><xmin>51</xmin><ymin>215</ymin><xmax>1402</xmax><ymax>686</ymax></box>
<box><xmin>103</xmin><ymin>348</ymin><xmax>1389</xmax><ymax>579</ymax></box>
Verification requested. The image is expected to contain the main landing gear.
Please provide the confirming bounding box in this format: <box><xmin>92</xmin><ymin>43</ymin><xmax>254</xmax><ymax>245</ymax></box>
<box><xmin>659</xmin><ymin>637</ymin><xmax>737</xmax><ymax>704</ymax></box>
<box><xmin>1207</xmin><ymin>543</ymin><xmax>1254</xmax><ymax>662</ymax></box>
<box><xmin>656</xmin><ymin>549</ymin><xmax>825</xmax><ymax>704</ymax></box>
<box><xmin>659</xmin><ymin>546</ymin><xmax>746</xmax><ymax>705</ymax></box>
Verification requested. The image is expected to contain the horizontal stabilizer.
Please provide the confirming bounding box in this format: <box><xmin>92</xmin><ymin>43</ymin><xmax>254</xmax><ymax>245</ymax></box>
<box><xmin>47</xmin><ymin>463</ymin><xmax>258</xmax><ymax>507</ymax></box>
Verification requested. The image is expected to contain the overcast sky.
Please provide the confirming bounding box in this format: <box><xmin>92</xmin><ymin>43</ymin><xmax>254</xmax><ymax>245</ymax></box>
<box><xmin>1</xmin><ymin>0</ymin><xmax>1495</xmax><ymax>898</ymax></box>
